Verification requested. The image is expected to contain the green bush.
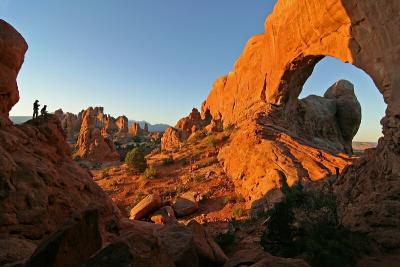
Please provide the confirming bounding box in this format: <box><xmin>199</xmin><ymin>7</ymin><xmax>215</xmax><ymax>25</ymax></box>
<box><xmin>143</xmin><ymin>167</ymin><xmax>158</xmax><ymax>179</ymax></box>
<box><xmin>125</xmin><ymin>148</ymin><xmax>147</xmax><ymax>173</ymax></box>
<box><xmin>204</xmin><ymin>134</ymin><xmax>217</xmax><ymax>147</ymax></box>
<box><xmin>162</xmin><ymin>156</ymin><xmax>174</xmax><ymax>165</ymax></box>
<box><xmin>215</xmin><ymin>232</ymin><xmax>235</xmax><ymax>250</ymax></box>
<box><xmin>223</xmin><ymin>194</ymin><xmax>246</xmax><ymax>205</ymax></box>
<box><xmin>260</xmin><ymin>184</ymin><xmax>371</xmax><ymax>267</ymax></box>
<box><xmin>232</xmin><ymin>208</ymin><xmax>246</xmax><ymax>218</ymax></box>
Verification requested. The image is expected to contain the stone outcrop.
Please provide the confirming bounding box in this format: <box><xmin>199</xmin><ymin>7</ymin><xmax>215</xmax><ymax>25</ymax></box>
<box><xmin>0</xmin><ymin>20</ymin><xmax>122</xmax><ymax>265</ymax></box>
<box><xmin>172</xmin><ymin>0</ymin><xmax>400</xmax><ymax>249</ymax></box>
<box><xmin>128</xmin><ymin>122</ymin><xmax>144</xmax><ymax>136</ymax></box>
<box><xmin>296</xmin><ymin>80</ymin><xmax>361</xmax><ymax>154</ymax></box>
<box><xmin>161</xmin><ymin>127</ymin><xmax>184</xmax><ymax>150</ymax></box>
<box><xmin>175</xmin><ymin>108</ymin><xmax>203</xmax><ymax>139</ymax></box>
<box><xmin>115</xmin><ymin>115</ymin><xmax>128</xmax><ymax>133</ymax></box>
<box><xmin>74</xmin><ymin>107</ymin><xmax>120</xmax><ymax>162</ymax></box>
<box><xmin>161</xmin><ymin>108</ymin><xmax>210</xmax><ymax>150</ymax></box>
<box><xmin>25</xmin><ymin>207</ymin><xmax>102</xmax><ymax>267</ymax></box>
<box><xmin>54</xmin><ymin>109</ymin><xmax>81</xmax><ymax>142</ymax></box>
<box><xmin>86</xmin><ymin>220</ymin><xmax>228</xmax><ymax>267</ymax></box>
<box><xmin>335</xmin><ymin>141</ymin><xmax>400</xmax><ymax>249</ymax></box>
<box><xmin>0</xmin><ymin>20</ymin><xmax>28</xmax><ymax>125</ymax></box>
<box><xmin>223</xmin><ymin>248</ymin><xmax>309</xmax><ymax>267</ymax></box>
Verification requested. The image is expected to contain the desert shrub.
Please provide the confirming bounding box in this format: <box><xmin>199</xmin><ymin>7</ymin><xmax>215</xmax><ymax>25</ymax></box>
<box><xmin>215</xmin><ymin>232</ymin><xmax>235</xmax><ymax>250</ymax></box>
<box><xmin>143</xmin><ymin>167</ymin><xmax>158</xmax><ymax>179</ymax></box>
<box><xmin>162</xmin><ymin>156</ymin><xmax>174</xmax><ymax>165</ymax></box>
<box><xmin>232</xmin><ymin>208</ymin><xmax>246</xmax><ymax>218</ymax></box>
<box><xmin>191</xmin><ymin>174</ymin><xmax>204</xmax><ymax>183</ymax></box>
<box><xmin>188</xmin><ymin>131</ymin><xmax>205</xmax><ymax>144</ymax></box>
<box><xmin>223</xmin><ymin>123</ymin><xmax>235</xmax><ymax>132</ymax></box>
<box><xmin>204</xmin><ymin>134</ymin><xmax>217</xmax><ymax>147</ymax></box>
<box><xmin>199</xmin><ymin>156</ymin><xmax>219</xmax><ymax>168</ymax></box>
<box><xmin>260</xmin><ymin>184</ymin><xmax>371</xmax><ymax>267</ymax></box>
<box><xmin>125</xmin><ymin>148</ymin><xmax>147</xmax><ymax>173</ymax></box>
<box><xmin>223</xmin><ymin>194</ymin><xmax>246</xmax><ymax>205</ymax></box>
<box><xmin>175</xmin><ymin>185</ymin><xmax>187</xmax><ymax>196</ymax></box>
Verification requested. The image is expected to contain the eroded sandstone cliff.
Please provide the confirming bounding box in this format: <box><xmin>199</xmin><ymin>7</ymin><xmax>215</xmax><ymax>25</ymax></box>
<box><xmin>0</xmin><ymin>20</ymin><xmax>122</xmax><ymax>264</ymax></box>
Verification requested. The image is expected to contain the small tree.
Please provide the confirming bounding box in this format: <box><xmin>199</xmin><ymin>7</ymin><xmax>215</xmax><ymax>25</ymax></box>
<box><xmin>125</xmin><ymin>148</ymin><xmax>147</xmax><ymax>173</ymax></box>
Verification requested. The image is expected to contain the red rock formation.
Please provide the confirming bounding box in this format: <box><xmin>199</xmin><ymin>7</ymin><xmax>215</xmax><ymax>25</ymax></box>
<box><xmin>74</xmin><ymin>107</ymin><xmax>120</xmax><ymax>162</ymax></box>
<box><xmin>115</xmin><ymin>115</ymin><xmax>128</xmax><ymax>133</ymax></box>
<box><xmin>0</xmin><ymin>20</ymin><xmax>28</xmax><ymax>126</ymax></box>
<box><xmin>0</xmin><ymin>20</ymin><xmax>121</xmax><ymax>265</ymax></box>
<box><xmin>176</xmin><ymin>108</ymin><xmax>203</xmax><ymax>139</ymax></box>
<box><xmin>161</xmin><ymin>108</ymin><xmax>210</xmax><ymax>150</ymax></box>
<box><xmin>128</xmin><ymin>122</ymin><xmax>144</xmax><ymax>136</ymax></box>
<box><xmin>54</xmin><ymin>109</ymin><xmax>81</xmax><ymax>142</ymax></box>
<box><xmin>161</xmin><ymin>127</ymin><xmax>184</xmax><ymax>151</ymax></box>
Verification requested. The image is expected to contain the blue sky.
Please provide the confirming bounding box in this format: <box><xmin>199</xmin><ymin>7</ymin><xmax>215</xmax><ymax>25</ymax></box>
<box><xmin>2</xmin><ymin>1</ymin><xmax>385</xmax><ymax>141</ymax></box>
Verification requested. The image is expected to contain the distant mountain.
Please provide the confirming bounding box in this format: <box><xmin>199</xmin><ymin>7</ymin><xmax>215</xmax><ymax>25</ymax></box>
<box><xmin>129</xmin><ymin>120</ymin><xmax>170</xmax><ymax>133</ymax></box>
<box><xmin>10</xmin><ymin>116</ymin><xmax>31</xmax><ymax>124</ymax></box>
<box><xmin>352</xmin><ymin>141</ymin><xmax>377</xmax><ymax>151</ymax></box>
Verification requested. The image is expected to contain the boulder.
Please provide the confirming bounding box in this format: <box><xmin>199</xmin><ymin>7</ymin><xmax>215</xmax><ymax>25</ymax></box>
<box><xmin>150</xmin><ymin>206</ymin><xmax>176</xmax><ymax>224</ymax></box>
<box><xmin>25</xmin><ymin>208</ymin><xmax>102</xmax><ymax>267</ymax></box>
<box><xmin>87</xmin><ymin>220</ymin><xmax>227</xmax><ymax>267</ymax></box>
<box><xmin>187</xmin><ymin>220</ymin><xmax>228</xmax><ymax>266</ymax></box>
<box><xmin>172</xmin><ymin>192</ymin><xmax>199</xmax><ymax>217</ymax></box>
<box><xmin>154</xmin><ymin>223</ymin><xmax>198</xmax><ymax>266</ymax></box>
<box><xmin>129</xmin><ymin>194</ymin><xmax>162</xmax><ymax>220</ymax></box>
<box><xmin>86</xmin><ymin>224</ymin><xmax>175</xmax><ymax>267</ymax></box>
<box><xmin>324</xmin><ymin>80</ymin><xmax>362</xmax><ymax>154</ymax></box>
<box><xmin>223</xmin><ymin>248</ymin><xmax>310</xmax><ymax>267</ymax></box>
<box><xmin>0</xmin><ymin>238</ymin><xmax>36</xmax><ymax>266</ymax></box>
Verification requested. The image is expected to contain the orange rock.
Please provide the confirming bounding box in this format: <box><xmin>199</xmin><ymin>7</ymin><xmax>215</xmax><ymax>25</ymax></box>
<box><xmin>115</xmin><ymin>116</ymin><xmax>128</xmax><ymax>133</ymax></box>
<box><xmin>129</xmin><ymin>194</ymin><xmax>162</xmax><ymax>220</ymax></box>
<box><xmin>128</xmin><ymin>122</ymin><xmax>144</xmax><ymax>136</ymax></box>
<box><xmin>161</xmin><ymin>127</ymin><xmax>184</xmax><ymax>151</ymax></box>
<box><xmin>0</xmin><ymin>20</ymin><xmax>27</xmax><ymax>125</ymax></box>
<box><xmin>74</xmin><ymin>107</ymin><xmax>120</xmax><ymax>162</ymax></box>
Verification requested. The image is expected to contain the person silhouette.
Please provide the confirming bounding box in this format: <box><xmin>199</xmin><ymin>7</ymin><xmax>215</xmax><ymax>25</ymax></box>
<box><xmin>33</xmin><ymin>100</ymin><xmax>40</xmax><ymax>119</ymax></box>
<box><xmin>40</xmin><ymin>105</ymin><xmax>48</xmax><ymax>116</ymax></box>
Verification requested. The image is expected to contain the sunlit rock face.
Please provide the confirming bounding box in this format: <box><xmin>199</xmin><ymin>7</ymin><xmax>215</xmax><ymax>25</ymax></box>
<box><xmin>178</xmin><ymin>0</ymin><xmax>400</xmax><ymax>248</ymax></box>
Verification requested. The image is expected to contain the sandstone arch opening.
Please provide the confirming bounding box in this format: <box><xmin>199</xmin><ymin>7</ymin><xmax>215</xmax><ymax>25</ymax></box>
<box><xmin>298</xmin><ymin>56</ymin><xmax>385</xmax><ymax>154</ymax></box>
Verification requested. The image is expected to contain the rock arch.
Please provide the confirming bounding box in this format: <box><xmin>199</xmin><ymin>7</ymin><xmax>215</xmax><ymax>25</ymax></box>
<box><xmin>201</xmin><ymin>0</ymin><xmax>400</xmax><ymax>248</ymax></box>
<box><xmin>203</xmin><ymin>0</ymin><xmax>400</xmax><ymax>129</ymax></box>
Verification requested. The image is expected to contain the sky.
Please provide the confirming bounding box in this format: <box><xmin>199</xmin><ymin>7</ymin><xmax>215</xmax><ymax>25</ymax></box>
<box><xmin>2</xmin><ymin>1</ymin><xmax>385</xmax><ymax>141</ymax></box>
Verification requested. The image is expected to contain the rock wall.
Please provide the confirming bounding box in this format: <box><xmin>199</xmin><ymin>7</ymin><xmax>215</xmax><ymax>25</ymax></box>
<box><xmin>0</xmin><ymin>21</ymin><xmax>121</xmax><ymax>265</ymax></box>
